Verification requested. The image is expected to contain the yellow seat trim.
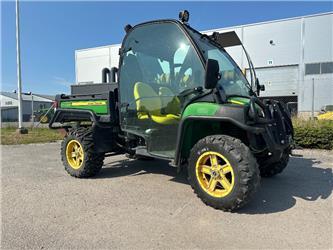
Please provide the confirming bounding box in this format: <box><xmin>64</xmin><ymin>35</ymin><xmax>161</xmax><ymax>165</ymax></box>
<box><xmin>159</xmin><ymin>87</ymin><xmax>181</xmax><ymax>115</ymax></box>
<box><xmin>134</xmin><ymin>82</ymin><xmax>180</xmax><ymax>125</ymax></box>
<box><xmin>138</xmin><ymin>114</ymin><xmax>149</xmax><ymax>120</ymax></box>
<box><xmin>151</xmin><ymin>114</ymin><xmax>180</xmax><ymax>125</ymax></box>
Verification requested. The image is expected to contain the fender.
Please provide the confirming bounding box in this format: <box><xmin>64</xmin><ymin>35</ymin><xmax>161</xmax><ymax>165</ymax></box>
<box><xmin>49</xmin><ymin>109</ymin><xmax>111</xmax><ymax>129</ymax></box>
<box><xmin>174</xmin><ymin>115</ymin><xmax>265</xmax><ymax>167</ymax></box>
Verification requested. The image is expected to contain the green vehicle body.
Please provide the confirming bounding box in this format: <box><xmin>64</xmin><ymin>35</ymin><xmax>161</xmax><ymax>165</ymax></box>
<box><xmin>55</xmin><ymin>95</ymin><xmax>252</xmax><ymax>160</ymax></box>
<box><xmin>179</xmin><ymin>99</ymin><xmax>251</xmax><ymax>160</ymax></box>
<box><xmin>50</xmin><ymin>16</ymin><xmax>292</xmax><ymax>162</ymax></box>
<box><xmin>60</xmin><ymin>100</ymin><xmax>109</xmax><ymax>115</ymax></box>
<box><xmin>58</xmin><ymin>97</ymin><xmax>247</xmax><ymax>118</ymax></box>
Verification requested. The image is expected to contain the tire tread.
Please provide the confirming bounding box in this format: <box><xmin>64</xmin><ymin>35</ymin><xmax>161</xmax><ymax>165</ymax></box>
<box><xmin>61</xmin><ymin>127</ymin><xmax>104</xmax><ymax>178</ymax></box>
<box><xmin>188</xmin><ymin>135</ymin><xmax>260</xmax><ymax>211</ymax></box>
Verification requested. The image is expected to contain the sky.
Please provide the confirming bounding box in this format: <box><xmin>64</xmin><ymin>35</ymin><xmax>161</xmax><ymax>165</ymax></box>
<box><xmin>1</xmin><ymin>1</ymin><xmax>332</xmax><ymax>95</ymax></box>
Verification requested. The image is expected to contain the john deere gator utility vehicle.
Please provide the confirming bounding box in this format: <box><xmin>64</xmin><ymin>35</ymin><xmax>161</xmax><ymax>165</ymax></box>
<box><xmin>50</xmin><ymin>11</ymin><xmax>293</xmax><ymax>211</ymax></box>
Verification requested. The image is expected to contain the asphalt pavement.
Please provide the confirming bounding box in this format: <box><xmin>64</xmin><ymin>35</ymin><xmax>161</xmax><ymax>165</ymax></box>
<box><xmin>1</xmin><ymin>142</ymin><xmax>332</xmax><ymax>249</ymax></box>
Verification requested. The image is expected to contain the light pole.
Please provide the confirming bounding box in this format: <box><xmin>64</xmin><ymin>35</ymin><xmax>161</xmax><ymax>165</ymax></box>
<box><xmin>24</xmin><ymin>91</ymin><xmax>34</xmax><ymax>126</ymax></box>
<box><xmin>13</xmin><ymin>91</ymin><xmax>34</xmax><ymax>129</ymax></box>
<box><xmin>31</xmin><ymin>93</ymin><xmax>34</xmax><ymax>126</ymax></box>
<box><xmin>15</xmin><ymin>0</ymin><xmax>27</xmax><ymax>134</ymax></box>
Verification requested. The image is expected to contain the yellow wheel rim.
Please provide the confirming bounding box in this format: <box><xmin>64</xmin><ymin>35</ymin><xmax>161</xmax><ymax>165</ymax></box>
<box><xmin>66</xmin><ymin>140</ymin><xmax>84</xmax><ymax>169</ymax></box>
<box><xmin>40</xmin><ymin>116</ymin><xmax>48</xmax><ymax>123</ymax></box>
<box><xmin>195</xmin><ymin>151</ymin><xmax>235</xmax><ymax>198</ymax></box>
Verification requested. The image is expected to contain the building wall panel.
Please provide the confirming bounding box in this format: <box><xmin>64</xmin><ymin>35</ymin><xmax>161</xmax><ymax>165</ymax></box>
<box><xmin>0</xmin><ymin>95</ymin><xmax>18</xmax><ymax>107</ymax></box>
<box><xmin>76</xmin><ymin>47</ymin><xmax>111</xmax><ymax>84</ymax></box>
<box><xmin>243</xmin><ymin>19</ymin><xmax>301</xmax><ymax>68</ymax></box>
<box><xmin>247</xmin><ymin>66</ymin><xmax>298</xmax><ymax>97</ymax></box>
<box><xmin>110</xmin><ymin>45</ymin><xmax>121</xmax><ymax>68</ymax></box>
<box><xmin>304</xmin><ymin>15</ymin><xmax>333</xmax><ymax>63</ymax></box>
<box><xmin>299</xmin><ymin>75</ymin><xmax>333</xmax><ymax>112</ymax></box>
<box><xmin>74</xmin><ymin>13</ymin><xmax>333</xmax><ymax>113</ymax></box>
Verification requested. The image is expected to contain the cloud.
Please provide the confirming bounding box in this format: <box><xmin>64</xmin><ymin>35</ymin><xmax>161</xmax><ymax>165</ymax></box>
<box><xmin>53</xmin><ymin>76</ymin><xmax>72</xmax><ymax>87</ymax></box>
<box><xmin>1</xmin><ymin>82</ymin><xmax>16</xmax><ymax>92</ymax></box>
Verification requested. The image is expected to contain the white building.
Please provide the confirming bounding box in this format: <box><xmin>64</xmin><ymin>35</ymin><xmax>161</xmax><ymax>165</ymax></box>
<box><xmin>0</xmin><ymin>92</ymin><xmax>54</xmax><ymax>122</ymax></box>
<box><xmin>74</xmin><ymin>12</ymin><xmax>333</xmax><ymax>115</ymax></box>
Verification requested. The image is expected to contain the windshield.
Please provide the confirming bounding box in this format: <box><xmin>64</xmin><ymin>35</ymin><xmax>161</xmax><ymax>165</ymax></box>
<box><xmin>186</xmin><ymin>27</ymin><xmax>252</xmax><ymax>97</ymax></box>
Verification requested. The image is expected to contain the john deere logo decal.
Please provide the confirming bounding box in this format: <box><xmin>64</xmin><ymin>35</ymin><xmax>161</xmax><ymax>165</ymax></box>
<box><xmin>71</xmin><ymin>101</ymin><xmax>107</xmax><ymax>106</ymax></box>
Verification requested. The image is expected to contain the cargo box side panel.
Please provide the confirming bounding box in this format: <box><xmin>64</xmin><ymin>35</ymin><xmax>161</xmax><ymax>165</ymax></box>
<box><xmin>60</xmin><ymin>100</ymin><xmax>109</xmax><ymax>115</ymax></box>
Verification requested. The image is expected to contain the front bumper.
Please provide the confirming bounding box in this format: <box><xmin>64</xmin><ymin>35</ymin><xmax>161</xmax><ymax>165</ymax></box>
<box><xmin>248</xmin><ymin>98</ymin><xmax>294</xmax><ymax>160</ymax></box>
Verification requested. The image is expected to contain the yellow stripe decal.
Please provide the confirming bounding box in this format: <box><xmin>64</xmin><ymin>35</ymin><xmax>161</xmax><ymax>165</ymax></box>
<box><xmin>71</xmin><ymin>101</ymin><xmax>107</xmax><ymax>106</ymax></box>
<box><xmin>229</xmin><ymin>100</ymin><xmax>245</xmax><ymax>105</ymax></box>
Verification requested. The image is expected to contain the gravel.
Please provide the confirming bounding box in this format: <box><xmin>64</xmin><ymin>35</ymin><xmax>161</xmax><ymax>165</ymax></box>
<box><xmin>1</xmin><ymin>143</ymin><xmax>332</xmax><ymax>249</ymax></box>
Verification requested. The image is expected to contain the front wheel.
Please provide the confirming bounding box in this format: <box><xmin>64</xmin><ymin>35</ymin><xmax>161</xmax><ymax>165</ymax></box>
<box><xmin>188</xmin><ymin>135</ymin><xmax>260</xmax><ymax>211</ymax></box>
<box><xmin>61</xmin><ymin>127</ymin><xmax>104</xmax><ymax>178</ymax></box>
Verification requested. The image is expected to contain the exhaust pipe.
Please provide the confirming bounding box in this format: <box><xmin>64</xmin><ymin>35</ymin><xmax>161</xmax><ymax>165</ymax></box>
<box><xmin>102</xmin><ymin>68</ymin><xmax>110</xmax><ymax>83</ymax></box>
<box><xmin>102</xmin><ymin>67</ymin><xmax>118</xmax><ymax>83</ymax></box>
<box><xmin>110</xmin><ymin>67</ymin><xmax>118</xmax><ymax>83</ymax></box>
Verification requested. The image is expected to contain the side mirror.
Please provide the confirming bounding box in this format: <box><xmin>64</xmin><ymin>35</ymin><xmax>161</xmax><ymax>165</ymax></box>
<box><xmin>205</xmin><ymin>59</ymin><xmax>220</xmax><ymax>89</ymax></box>
<box><xmin>255</xmin><ymin>78</ymin><xmax>265</xmax><ymax>95</ymax></box>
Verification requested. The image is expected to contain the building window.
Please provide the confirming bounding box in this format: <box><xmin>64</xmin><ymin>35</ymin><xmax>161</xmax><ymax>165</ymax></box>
<box><xmin>321</xmin><ymin>62</ymin><xmax>333</xmax><ymax>74</ymax></box>
<box><xmin>5</xmin><ymin>101</ymin><xmax>13</xmax><ymax>105</ymax></box>
<box><xmin>305</xmin><ymin>63</ymin><xmax>320</xmax><ymax>75</ymax></box>
<box><xmin>305</xmin><ymin>62</ymin><xmax>333</xmax><ymax>75</ymax></box>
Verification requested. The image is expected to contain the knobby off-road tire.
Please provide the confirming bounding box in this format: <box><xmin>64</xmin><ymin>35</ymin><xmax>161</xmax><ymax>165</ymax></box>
<box><xmin>258</xmin><ymin>150</ymin><xmax>290</xmax><ymax>178</ymax></box>
<box><xmin>61</xmin><ymin>127</ymin><xmax>104</xmax><ymax>178</ymax></box>
<box><xmin>188</xmin><ymin>135</ymin><xmax>260</xmax><ymax>211</ymax></box>
<box><xmin>40</xmin><ymin>115</ymin><xmax>49</xmax><ymax>123</ymax></box>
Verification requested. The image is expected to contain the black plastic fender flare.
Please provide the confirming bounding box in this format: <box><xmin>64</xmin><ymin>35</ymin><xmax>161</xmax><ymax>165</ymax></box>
<box><xmin>49</xmin><ymin>109</ymin><xmax>106</xmax><ymax>129</ymax></box>
<box><xmin>174</xmin><ymin>116</ymin><xmax>265</xmax><ymax>166</ymax></box>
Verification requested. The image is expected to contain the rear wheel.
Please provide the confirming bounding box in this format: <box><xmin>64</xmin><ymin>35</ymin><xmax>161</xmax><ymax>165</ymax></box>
<box><xmin>40</xmin><ymin>115</ymin><xmax>49</xmax><ymax>123</ymax></box>
<box><xmin>188</xmin><ymin>135</ymin><xmax>260</xmax><ymax>211</ymax></box>
<box><xmin>61</xmin><ymin>127</ymin><xmax>104</xmax><ymax>178</ymax></box>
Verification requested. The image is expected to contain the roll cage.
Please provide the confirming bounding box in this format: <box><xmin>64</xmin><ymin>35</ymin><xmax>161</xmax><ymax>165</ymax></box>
<box><xmin>119</xmin><ymin>19</ymin><xmax>258</xmax><ymax>100</ymax></box>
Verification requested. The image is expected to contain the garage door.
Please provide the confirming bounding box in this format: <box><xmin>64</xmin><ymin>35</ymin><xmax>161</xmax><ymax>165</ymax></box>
<box><xmin>246</xmin><ymin>65</ymin><xmax>298</xmax><ymax>97</ymax></box>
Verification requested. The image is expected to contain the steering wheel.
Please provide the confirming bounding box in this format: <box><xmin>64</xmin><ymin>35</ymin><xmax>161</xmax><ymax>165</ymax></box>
<box><xmin>177</xmin><ymin>87</ymin><xmax>203</xmax><ymax>103</ymax></box>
